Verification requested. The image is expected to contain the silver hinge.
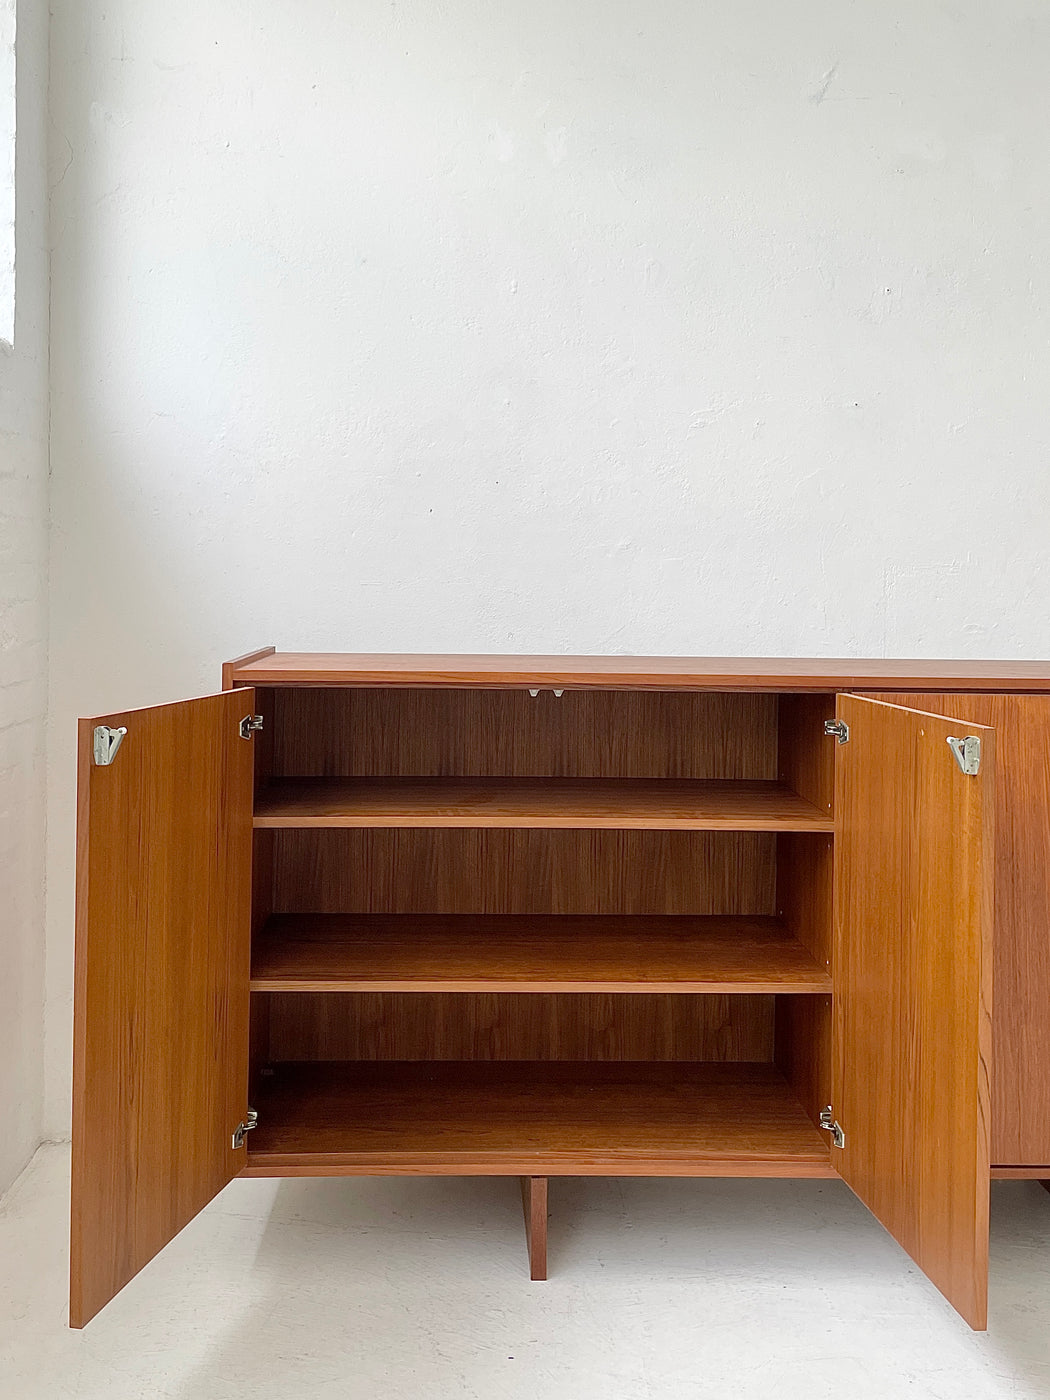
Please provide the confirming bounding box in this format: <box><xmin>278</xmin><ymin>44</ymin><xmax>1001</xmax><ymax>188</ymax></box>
<box><xmin>239</xmin><ymin>714</ymin><xmax>264</xmax><ymax>740</ymax></box>
<box><xmin>947</xmin><ymin>735</ymin><xmax>981</xmax><ymax>776</ymax></box>
<box><xmin>93</xmin><ymin>725</ymin><xmax>128</xmax><ymax>766</ymax></box>
<box><xmin>824</xmin><ymin>719</ymin><xmax>850</xmax><ymax>745</ymax></box>
<box><xmin>232</xmin><ymin>1109</ymin><xmax>258</xmax><ymax>1149</ymax></box>
<box><xmin>820</xmin><ymin>1105</ymin><xmax>845</xmax><ymax>1149</ymax></box>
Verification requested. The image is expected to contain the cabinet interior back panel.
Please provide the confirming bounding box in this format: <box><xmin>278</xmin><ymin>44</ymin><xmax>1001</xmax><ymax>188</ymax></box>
<box><xmin>268</xmin><ymin>689</ymin><xmax>778</xmax><ymax>779</ymax></box>
<box><xmin>264</xmin><ymin>992</ymin><xmax>774</xmax><ymax>1063</ymax></box>
<box><xmin>269</xmin><ymin>829</ymin><xmax>778</xmax><ymax>915</ymax></box>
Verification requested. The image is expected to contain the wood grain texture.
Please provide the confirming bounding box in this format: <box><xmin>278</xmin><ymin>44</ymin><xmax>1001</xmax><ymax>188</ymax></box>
<box><xmin>271</xmin><ymin>829</ymin><xmax>777</xmax><ymax>916</ymax></box>
<box><xmin>521</xmin><ymin>1177</ymin><xmax>548</xmax><ymax>1280</ymax></box>
<box><xmin>990</xmin><ymin>1167</ymin><xmax>1050</xmax><ymax>1179</ymax></box>
<box><xmin>833</xmin><ymin>695</ymin><xmax>994</xmax><ymax>1330</ymax></box>
<box><xmin>71</xmin><ymin>691</ymin><xmax>255</xmax><ymax>1328</ymax></box>
<box><xmin>242</xmin><ymin>1062</ymin><xmax>833</xmax><ymax>1176</ymax></box>
<box><xmin>251</xmin><ymin>914</ymin><xmax>832</xmax><ymax>993</ymax></box>
<box><xmin>873</xmin><ymin>693</ymin><xmax>1050</xmax><ymax>1167</ymax></box>
<box><xmin>226</xmin><ymin>652</ymin><xmax>1050</xmax><ymax>692</ymax></box>
<box><xmin>268</xmin><ymin>687</ymin><xmax>777</xmax><ymax>779</ymax></box>
<box><xmin>264</xmin><ymin>992</ymin><xmax>774</xmax><ymax>1063</ymax></box>
<box><xmin>254</xmin><ymin>777</ymin><xmax>834</xmax><ymax>831</ymax></box>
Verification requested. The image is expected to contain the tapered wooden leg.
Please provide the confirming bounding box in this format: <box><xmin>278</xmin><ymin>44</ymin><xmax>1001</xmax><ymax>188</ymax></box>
<box><xmin>520</xmin><ymin>1176</ymin><xmax>548</xmax><ymax>1280</ymax></box>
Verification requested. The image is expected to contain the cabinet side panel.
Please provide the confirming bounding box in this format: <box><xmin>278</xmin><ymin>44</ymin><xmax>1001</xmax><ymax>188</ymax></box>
<box><xmin>251</xmin><ymin>687</ymin><xmax>277</xmax><ymax>791</ymax></box>
<box><xmin>778</xmin><ymin>694</ymin><xmax>837</xmax><ymax>816</ymax></box>
<box><xmin>874</xmin><ymin>692</ymin><xmax>1050</xmax><ymax>1166</ymax></box>
<box><xmin>774</xmin><ymin>834</ymin><xmax>834</xmax><ymax>1128</ymax></box>
<box><xmin>250</xmin><ymin>993</ymin><xmax>272</xmax><ymax>1101</ymax></box>
<box><xmin>774</xmin><ymin>996</ymin><xmax>832</xmax><ymax>1131</ymax></box>
<box><xmin>777</xmin><ymin>833</ymin><xmax>834</xmax><ymax>970</ymax></box>
<box><xmin>252</xmin><ymin>831</ymin><xmax>275</xmax><ymax>938</ymax></box>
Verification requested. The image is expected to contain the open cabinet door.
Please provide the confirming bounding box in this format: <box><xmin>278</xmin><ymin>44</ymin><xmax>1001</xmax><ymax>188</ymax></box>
<box><xmin>833</xmin><ymin>694</ymin><xmax>994</xmax><ymax>1330</ymax></box>
<box><xmin>71</xmin><ymin>690</ymin><xmax>256</xmax><ymax>1327</ymax></box>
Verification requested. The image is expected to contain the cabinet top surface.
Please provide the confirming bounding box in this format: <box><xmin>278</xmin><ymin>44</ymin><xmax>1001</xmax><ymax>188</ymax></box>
<box><xmin>226</xmin><ymin>649</ymin><xmax>1050</xmax><ymax>692</ymax></box>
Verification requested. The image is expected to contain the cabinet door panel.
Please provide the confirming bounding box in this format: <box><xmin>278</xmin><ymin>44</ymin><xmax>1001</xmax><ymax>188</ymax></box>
<box><xmin>834</xmin><ymin>695</ymin><xmax>994</xmax><ymax>1329</ymax></box>
<box><xmin>71</xmin><ymin>690</ymin><xmax>255</xmax><ymax>1327</ymax></box>
<box><xmin>871</xmin><ymin>692</ymin><xmax>1050</xmax><ymax>1166</ymax></box>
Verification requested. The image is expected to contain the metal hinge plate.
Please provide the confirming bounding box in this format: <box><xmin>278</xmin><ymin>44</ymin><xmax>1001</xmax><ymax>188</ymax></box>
<box><xmin>232</xmin><ymin>1109</ymin><xmax>258</xmax><ymax>1149</ymax></box>
<box><xmin>947</xmin><ymin>735</ymin><xmax>981</xmax><ymax>776</ymax></box>
<box><xmin>824</xmin><ymin>719</ymin><xmax>850</xmax><ymax>745</ymax></box>
<box><xmin>820</xmin><ymin>1105</ymin><xmax>845</xmax><ymax>1149</ymax></box>
<box><xmin>93</xmin><ymin>725</ymin><xmax>128</xmax><ymax>766</ymax></box>
<box><xmin>239</xmin><ymin>714</ymin><xmax>264</xmax><ymax>740</ymax></box>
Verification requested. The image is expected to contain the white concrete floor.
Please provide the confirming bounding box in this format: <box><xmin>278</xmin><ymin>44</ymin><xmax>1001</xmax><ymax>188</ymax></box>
<box><xmin>3</xmin><ymin>1148</ymin><xmax>1050</xmax><ymax>1398</ymax></box>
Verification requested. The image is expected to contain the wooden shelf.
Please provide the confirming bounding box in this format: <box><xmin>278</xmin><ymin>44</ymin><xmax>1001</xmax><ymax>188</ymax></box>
<box><xmin>250</xmin><ymin>914</ymin><xmax>832</xmax><ymax>993</ymax></box>
<box><xmin>243</xmin><ymin>1061</ymin><xmax>833</xmax><ymax>1177</ymax></box>
<box><xmin>253</xmin><ymin>777</ymin><xmax>834</xmax><ymax>831</ymax></box>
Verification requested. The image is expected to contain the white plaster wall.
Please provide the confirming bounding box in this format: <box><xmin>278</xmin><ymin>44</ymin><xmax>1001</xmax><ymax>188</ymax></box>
<box><xmin>0</xmin><ymin>0</ymin><xmax>49</xmax><ymax>1191</ymax></box>
<box><xmin>0</xmin><ymin>1</ymin><xmax>17</xmax><ymax>342</ymax></box>
<box><xmin>45</xmin><ymin>0</ymin><xmax>1050</xmax><ymax>1134</ymax></box>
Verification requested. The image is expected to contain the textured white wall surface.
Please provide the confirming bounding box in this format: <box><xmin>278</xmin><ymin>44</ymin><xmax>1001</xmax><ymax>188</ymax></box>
<box><xmin>0</xmin><ymin>0</ymin><xmax>49</xmax><ymax>1191</ymax></box>
<box><xmin>45</xmin><ymin>0</ymin><xmax>1050</xmax><ymax>1133</ymax></box>
<box><xmin>0</xmin><ymin>0</ymin><xmax>16</xmax><ymax>343</ymax></box>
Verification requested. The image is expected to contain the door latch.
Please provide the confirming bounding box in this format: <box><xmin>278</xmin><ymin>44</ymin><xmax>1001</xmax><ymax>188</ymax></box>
<box><xmin>947</xmin><ymin>735</ymin><xmax>981</xmax><ymax>776</ymax></box>
<box><xmin>93</xmin><ymin>725</ymin><xmax>128</xmax><ymax>766</ymax></box>
<box><xmin>820</xmin><ymin>1106</ymin><xmax>845</xmax><ymax>1149</ymax></box>
<box><xmin>232</xmin><ymin>1109</ymin><xmax>258</xmax><ymax>1149</ymax></box>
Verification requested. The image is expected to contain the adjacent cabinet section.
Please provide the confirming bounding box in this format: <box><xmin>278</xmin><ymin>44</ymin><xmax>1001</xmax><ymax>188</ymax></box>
<box><xmin>71</xmin><ymin>650</ymin><xmax>1050</xmax><ymax>1332</ymax></box>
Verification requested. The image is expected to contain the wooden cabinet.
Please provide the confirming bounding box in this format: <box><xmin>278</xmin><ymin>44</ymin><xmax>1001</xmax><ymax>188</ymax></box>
<box><xmin>70</xmin><ymin>650</ymin><xmax>1050</xmax><ymax>1331</ymax></box>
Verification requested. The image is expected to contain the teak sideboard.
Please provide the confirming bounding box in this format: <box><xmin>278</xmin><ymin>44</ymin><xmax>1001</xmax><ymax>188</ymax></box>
<box><xmin>71</xmin><ymin>650</ymin><xmax>1050</xmax><ymax>1330</ymax></box>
